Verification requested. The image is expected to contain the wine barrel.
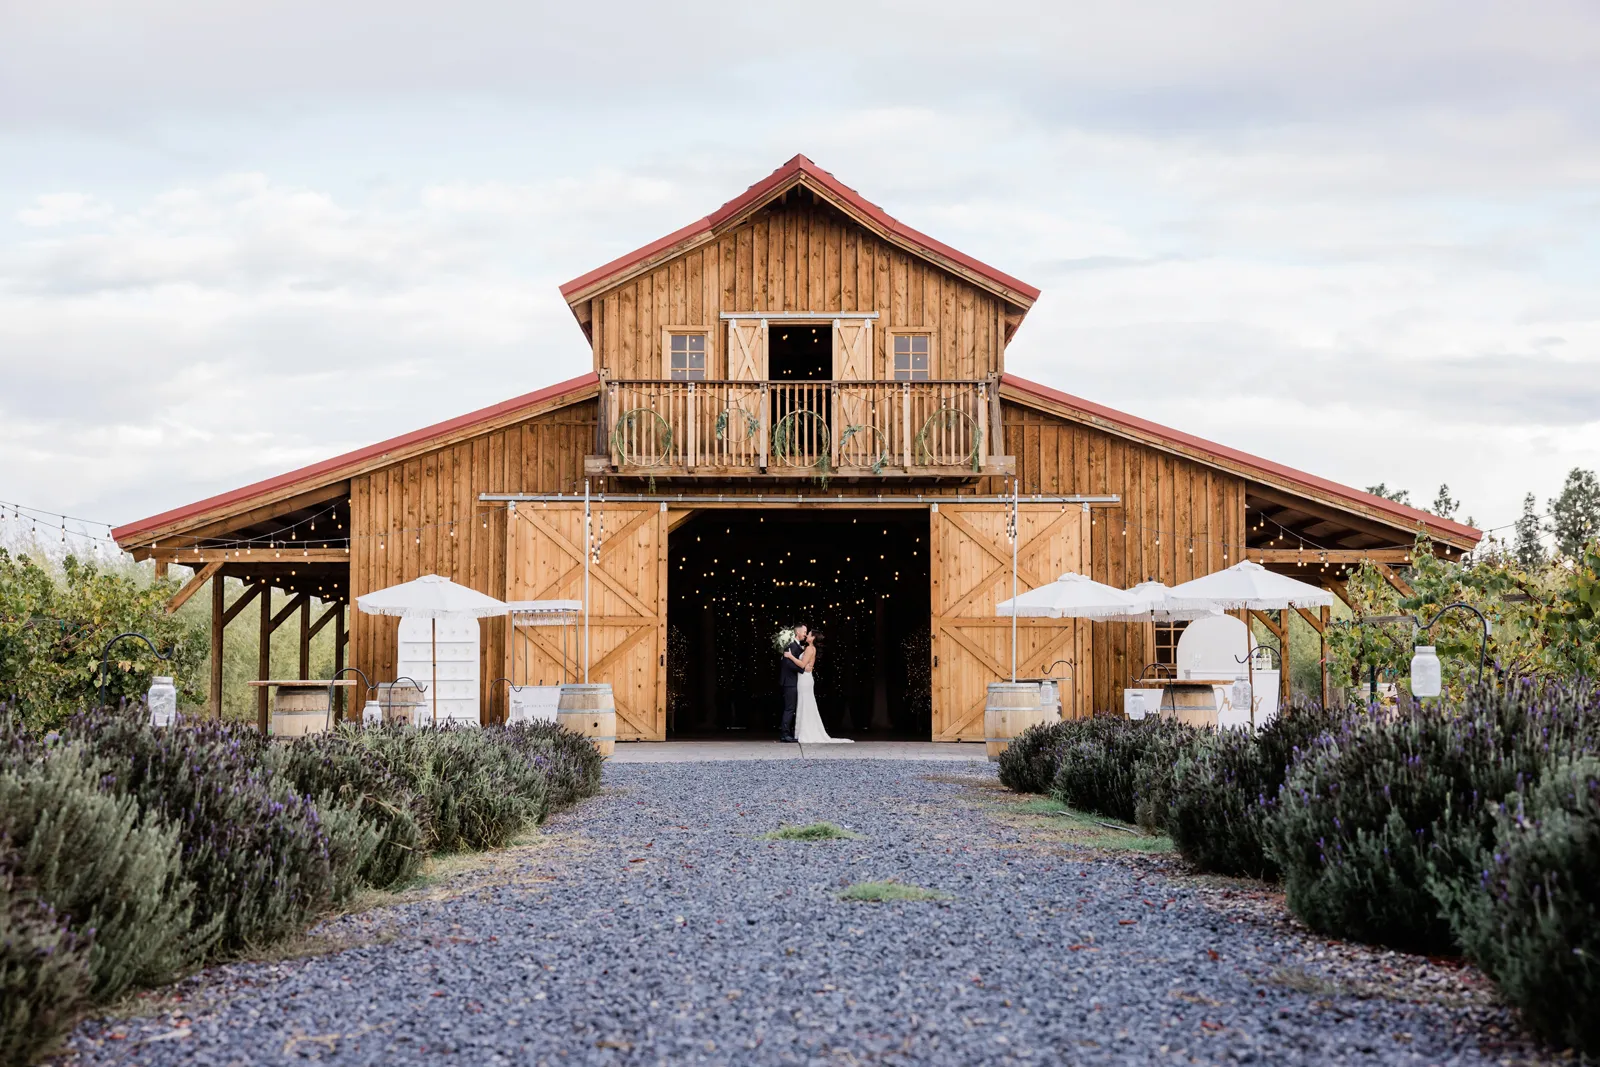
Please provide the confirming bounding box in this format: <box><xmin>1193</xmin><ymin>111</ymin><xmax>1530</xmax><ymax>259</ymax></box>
<box><xmin>375</xmin><ymin>683</ymin><xmax>426</xmax><ymax>726</ymax></box>
<box><xmin>557</xmin><ymin>683</ymin><xmax>616</xmax><ymax>757</ymax></box>
<box><xmin>984</xmin><ymin>682</ymin><xmax>1053</xmax><ymax>762</ymax></box>
<box><xmin>272</xmin><ymin>687</ymin><xmax>331</xmax><ymax>738</ymax></box>
<box><xmin>1159</xmin><ymin>683</ymin><xmax>1219</xmax><ymax>728</ymax></box>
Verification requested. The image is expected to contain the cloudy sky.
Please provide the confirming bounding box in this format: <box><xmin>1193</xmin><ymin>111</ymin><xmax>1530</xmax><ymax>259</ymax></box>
<box><xmin>2</xmin><ymin>0</ymin><xmax>1598</xmax><ymax>544</ymax></box>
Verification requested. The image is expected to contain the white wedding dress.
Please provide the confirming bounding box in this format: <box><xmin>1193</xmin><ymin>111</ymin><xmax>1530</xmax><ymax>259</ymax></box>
<box><xmin>795</xmin><ymin>672</ymin><xmax>852</xmax><ymax>743</ymax></box>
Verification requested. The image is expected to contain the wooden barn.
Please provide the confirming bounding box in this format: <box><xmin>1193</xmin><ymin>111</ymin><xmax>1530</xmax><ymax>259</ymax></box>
<box><xmin>112</xmin><ymin>155</ymin><xmax>1481</xmax><ymax>741</ymax></box>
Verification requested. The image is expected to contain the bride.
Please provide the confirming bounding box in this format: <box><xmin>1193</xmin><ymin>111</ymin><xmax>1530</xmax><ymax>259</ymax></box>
<box><xmin>796</xmin><ymin>630</ymin><xmax>852</xmax><ymax>744</ymax></box>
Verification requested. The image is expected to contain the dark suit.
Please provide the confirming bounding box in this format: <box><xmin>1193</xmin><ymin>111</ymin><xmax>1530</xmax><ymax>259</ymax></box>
<box><xmin>779</xmin><ymin>640</ymin><xmax>803</xmax><ymax>738</ymax></box>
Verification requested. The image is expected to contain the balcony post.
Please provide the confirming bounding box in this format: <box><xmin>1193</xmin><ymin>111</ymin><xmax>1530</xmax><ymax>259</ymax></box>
<box><xmin>686</xmin><ymin>382</ymin><xmax>697</xmax><ymax>472</ymax></box>
<box><xmin>977</xmin><ymin>381</ymin><xmax>989</xmax><ymax>471</ymax></box>
<box><xmin>607</xmin><ymin>382</ymin><xmax>619</xmax><ymax>468</ymax></box>
<box><xmin>830</xmin><ymin>380</ymin><xmax>841</xmax><ymax>464</ymax></box>
<box><xmin>758</xmin><ymin>382</ymin><xmax>770</xmax><ymax>471</ymax></box>
<box><xmin>901</xmin><ymin>382</ymin><xmax>912</xmax><ymax>470</ymax></box>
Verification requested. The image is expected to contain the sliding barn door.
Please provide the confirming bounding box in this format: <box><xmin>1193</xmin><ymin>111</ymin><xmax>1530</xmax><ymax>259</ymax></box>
<box><xmin>929</xmin><ymin>503</ymin><xmax>1091</xmax><ymax>741</ymax></box>
<box><xmin>506</xmin><ymin>501</ymin><xmax>667</xmax><ymax>741</ymax></box>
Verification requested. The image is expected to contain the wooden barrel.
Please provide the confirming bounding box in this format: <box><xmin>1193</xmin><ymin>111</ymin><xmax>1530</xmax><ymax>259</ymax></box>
<box><xmin>985</xmin><ymin>682</ymin><xmax>1053</xmax><ymax>762</ymax></box>
<box><xmin>375</xmin><ymin>683</ymin><xmax>426</xmax><ymax>726</ymax></box>
<box><xmin>557</xmin><ymin>683</ymin><xmax>616</xmax><ymax>757</ymax></box>
<box><xmin>272</xmin><ymin>688</ymin><xmax>331</xmax><ymax>738</ymax></box>
<box><xmin>1160</xmin><ymin>683</ymin><xmax>1219</xmax><ymax>728</ymax></box>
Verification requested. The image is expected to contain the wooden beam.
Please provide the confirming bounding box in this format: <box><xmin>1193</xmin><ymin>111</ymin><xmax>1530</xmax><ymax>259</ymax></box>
<box><xmin>165</xmin><ymin>561</ymin><xmax>223</xmax><ymax>614</ymax></box>
<box><xmin>664</xmin><ymin>509</ymin><xmax>698</xmax><ymax>533</ymax></box>
<box><xmin>270</xmin><ymin>592</ymin><xmax>310</xmax><ymax>632</ymax></box>
<box><xmin>1250</xmin><ymin>548</ymin><xmax>1412</xmax><ymax>564</ymax></box>
<box><xmin>333</xmin><ymin>606</ymin><xmax>347</xmax><ymax>722</ymax></box>
<box><xmin>307</xmin><ymin>601</ymin><xmax>340</xmax><ymax>641</ymax></box>
<box><xmin>1246</xmin><ymin>483</ymin><xmax>1432</xmax><ymax>547</ymax></box>
<box><xmin>154</xmin><ymin>547</ymin><xmax>351</xmax><ymax>564</ymax></box>
<box><xmin>221</xmin><ymin>582</ymin><xmax>265</xmax><ymax>627</ymax></box>
<box><xmin>210</xmin><ymin>575</ymin><xmax>225</xmax><ymax>719</ymax></box>
<box><xmin>1325</xmin><ymin>577</ymin><xmax>1355</xmax><ymax>612</ymax></box>
<box><xmin>1249</xmin><ymin>609</ymin><xmax>1285</xmax><ymax>641</ymax></box>
<box><xmin>1375</xmin><ymin>562</ymin><xmax>1414</xmax><ymax>598</ymax></box>
<box><xmin>297</xmin><ymin>597</ymin><xmax>311</xmax><ymax>680</ymax></box>
<box><xmin>1294</xmin><ymin>606</ymin><xmax>1325</xmax><ymax>633</ymax></box>
<box><xmin>153</xmin><ymin>558</ymin><xmax>169</xmax><ymax>581</ymax></box>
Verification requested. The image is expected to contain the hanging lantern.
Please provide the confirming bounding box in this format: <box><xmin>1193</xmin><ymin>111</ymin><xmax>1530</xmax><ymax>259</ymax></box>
<box><xmin>1410</xmin><ymin>645</ymin><xmax>1442</xmax><ymax>698</ymax></box>
<box><xmin>147</xmin><ymin>676</ymin><xmax>178</xmax><ymax>727</ymax></box>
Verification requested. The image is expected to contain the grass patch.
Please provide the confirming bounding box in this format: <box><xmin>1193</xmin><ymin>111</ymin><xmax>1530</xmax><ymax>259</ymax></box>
<box><xmin>984</xmin><ymin>791</ymin><xmax>1174</xmax><ymax>853</ymax></box>
<box><xmin>838</xmin><ymin>880</ymin><xmax>951</xmax><ymax>903</ymax></box>
<box><xmin>762</xmin><ymin>822</ymin><xmax>861</xmax><ymax>841</ymax></box>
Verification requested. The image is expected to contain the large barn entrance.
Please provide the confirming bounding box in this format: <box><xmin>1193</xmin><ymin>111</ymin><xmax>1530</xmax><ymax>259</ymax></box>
<box><xmin>666</xmin><ymin>508</ymin><xmax>931</xmax><ymax>739</ymax></box>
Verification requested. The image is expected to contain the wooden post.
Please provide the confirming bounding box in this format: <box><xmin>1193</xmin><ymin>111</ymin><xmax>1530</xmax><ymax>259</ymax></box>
<box><xmin>1280</xmin><ymin>608</ymin><xmax>1292</xmax><ymax>710</ymax></box>
<box><xmin>686</xmin><ymin>381</ymin><xmax>696</xmax><ymax>471</ymax></box>
<box><xmin>901</xmin><ymin>382</ymin><xmax>912</xmax><ymax>469</ymax></box>
<box><xmin>154</xmin><ymin>558</ymin><xmax>169</xmax><ymax>581</ymax></box>
<box><xmin>977</xmin><ymin>382</ymin><xmax>989</xmax><ymax>470</ymax></box>
<box><xmin>210</xmin><ymin>576</ymin><xmax>225</xmax><ymax>719</ymax></box>
<box><xmin>298</xmin><ymin>597</ymin><xmax>311</xmax><ymax>680</ymax></box>
<box><xmin>1320</xmin><ymin>604</ymin><xmax>1331</xmax><ymax>707</ymax></box>
<box><xmin>758</xmin><ymin>382</ymin><xmax>769</xmax><ymax>471</ymax></box>
<box><xmin>334</xmin><ymin>604</ymin><xmax>347</xmax><ymax>722</ymax></box>
<box><xmin>258</xmin><ymin>586</ymin><xmax>271</xmax><ymax>733</ymax></box>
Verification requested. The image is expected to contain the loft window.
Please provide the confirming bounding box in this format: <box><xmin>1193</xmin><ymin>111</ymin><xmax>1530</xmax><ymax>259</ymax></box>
<box><xmin>667</xmin><ymin>332</ymin><xmax>707</xmax><ymax>380</ymax></box>
<box><xmin>892</xmin><ymin>333</ymin><xmax>931</xmax><ymax>380</ymax></box>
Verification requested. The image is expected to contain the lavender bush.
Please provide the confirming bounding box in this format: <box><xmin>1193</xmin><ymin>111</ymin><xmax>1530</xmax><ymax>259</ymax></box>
<box><xmin>0</xmin><ymin>751</ymin><xmax>205</xmax><ymax>1000</ymax></box>
<box><xmin>1447</xmin><ymin>756</ymin><xmax>1600</xmax><ymax>1054</ymax></box>
<box><xmin>0</xmin><ymin>856</ymin><xmax>93</xmax><ymax>1066</ymax></box>
<box><xmin>1267</xmin><ymin>682</ymin><xmax>1599</xmax><ymax>955</ymax></box>
<box><xmin>65</xmin><ymin>708</ymin><xmax>336</xmax><ymax>953</ymax></box>
<box><xmin>491</xmin><ymin>721</ymin><xmax>605</xmax><ymax>814</ymax></box>
<box><xmin>997</xmin><ymin>720</ymin><xmax>1073</xmax><ymax>795</ymax></box>
<box><xmin>1050</xmin><ymin>716</ymin><xmax>1201</xmax><ymax>824</ymax></box>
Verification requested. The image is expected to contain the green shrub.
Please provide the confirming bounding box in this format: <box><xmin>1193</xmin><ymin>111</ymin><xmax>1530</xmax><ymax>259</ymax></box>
<box><xmin>997</xmin><ymin>721</ymin><xmax>1073</xmax><ymax>794</ymax></box>
<box><xmin>492</xmin><ymin>721</ymin><xmax>604</xmax><ymax>814</ymax></box>
<box><xmin>1050</xmin><ymin>717</ymin><xmax>1200</xmax><ymax>824</ymax></box>
<box><xmin>1267</xmin><ymin>682</ymin><xmax>1597</xmax><ymax>955</ymax></box>
<box><xmin>66</xmin><ymin>709</ymin><xmax>335</xmax><ymax>954</ymax></box>
<box><xmin>0</xmin><ymin>751</ymin><xmax>207</xmax><ymax>1000</ymax></box>
<box><xmin>1161</xmin><ymin>703</ymin><xmax>1347</xmax><ymax>878</ymax></box>
<box><xmin>0</xmin><ymin>858</ymin><xmax>93</xmax><ymax>1067</ymax></box>
<box><xmin>352</xmin><ymin>726</ymin><xmax>546</xmax><ymax>853</ymax></box>
<box><xmin>1449</xmin><ymin>757</ymin><xmax>1600</xmax><ymax>1054</ymax></box>
<box><xmin>261</xmin><ymin>730</ymin><xmax>428</xmax><ymax>889</ymax></box>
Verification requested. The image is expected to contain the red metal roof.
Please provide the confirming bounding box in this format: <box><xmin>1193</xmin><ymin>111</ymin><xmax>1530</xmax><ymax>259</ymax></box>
<box><xmin>1000</xmin><ymin>373</ymin><xmax>1482</xmax><ymax>546</ymax></box>
<box><xmin>112</xmin><ymin>372</ymin><xmax>600</xmax><ymax>544</ymax></box>
<box><xmin>559</xmin><ymin>154</ymin><xmax>1041</xmax><ymax>304</ymax></box>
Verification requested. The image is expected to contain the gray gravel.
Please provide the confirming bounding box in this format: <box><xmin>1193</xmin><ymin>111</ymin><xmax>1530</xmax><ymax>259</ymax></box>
<box><xmin>66</xmin><ymin>760</ymin><xmax>1541</xmax><ymax>1066</ymax></box>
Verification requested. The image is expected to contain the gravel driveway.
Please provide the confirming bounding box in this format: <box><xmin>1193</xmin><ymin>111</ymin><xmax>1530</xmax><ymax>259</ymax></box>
<box><xmin>67</xmin><ymin>759</ymin><xmax>1535</xmax><ymax>1066</ymax></box>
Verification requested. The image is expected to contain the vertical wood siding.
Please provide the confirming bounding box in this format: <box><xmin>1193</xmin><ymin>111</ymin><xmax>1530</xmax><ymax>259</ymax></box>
<box><xmin>590</xmin><ymin>196</ymin><xmax>1008</xmax><ymax>381</ymax></box>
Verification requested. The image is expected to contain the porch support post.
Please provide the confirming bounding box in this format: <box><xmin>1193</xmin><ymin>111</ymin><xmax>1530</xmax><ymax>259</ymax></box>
<box><xmin>298</xmin><ymin>597</ymin><xmax>311</xmax><ymax>680</ymax></box>
<box><xmin>210</xmin><ymin>575</ymin><xmax>225</xmax><ymax>719</ymax></box>
<box><xmin>334</xmin><ymin>604</ymin><xmax>347</xmax><ymax>721</ymax></box>
<box><xmin>1320</xmin><ymin>605</ymin><xmax>1331</xmax><ymax>708</ymax></box>
<box><xmin>258</xmin><ymin>586</ymin><xmax>271</xmax><ymax>733</ymax></box>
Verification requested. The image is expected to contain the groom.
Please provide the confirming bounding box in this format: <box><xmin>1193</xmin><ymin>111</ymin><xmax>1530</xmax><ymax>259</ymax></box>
<box><xmin>778</xmin><ymin>623</ymin><xmax>808</xmax><ymax>743</ymax></box>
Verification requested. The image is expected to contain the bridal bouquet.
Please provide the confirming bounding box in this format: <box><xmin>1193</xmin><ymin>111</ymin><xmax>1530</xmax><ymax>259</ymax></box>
<box><xmin>772</xmin><ymin>627</ymin><xmax>796</xmax><ymax>652</ymax></box>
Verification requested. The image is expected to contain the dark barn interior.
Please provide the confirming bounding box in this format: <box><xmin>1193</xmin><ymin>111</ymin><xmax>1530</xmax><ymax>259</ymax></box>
<box><xmin>667</xmin><ymin>509</ymin><xmax>931</xmax><ymax>739</ymax></box>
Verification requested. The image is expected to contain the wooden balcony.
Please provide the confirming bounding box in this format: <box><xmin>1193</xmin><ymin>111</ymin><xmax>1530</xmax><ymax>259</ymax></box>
<box><xmin>587</xmin><ymin>378</ymin><xmax>1013</xmax><ymax>480</ymax></box>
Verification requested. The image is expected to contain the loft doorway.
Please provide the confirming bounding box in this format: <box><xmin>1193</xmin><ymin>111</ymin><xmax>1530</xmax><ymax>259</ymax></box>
<box><xmin>665</xmin><ymin>509</ymin><xmax>931</xmax><ymax>740</ymax></box>
<box><xmin>767</xmin><ymin>324</ymin><xmax>831</xmax><ymax>466</ymax></box>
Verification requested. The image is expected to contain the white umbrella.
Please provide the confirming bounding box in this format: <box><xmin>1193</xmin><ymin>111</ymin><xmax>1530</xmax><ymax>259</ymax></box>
<box><xmin>357</xmin><ymin>574</ymin><xmax>509</xmax><ymax>726</ymax></box>
<box><xmin>1165</xmin><ymin>561</ymin><xmax>1334</xmax><ymax>726</ymax></box>
<box><xmin>1124</xmin><ymin>580</ymin><xmax>1226</xmax><ymax>622</ymax></box>
<box><xmin>996</xmin><ymin>572</ymin><xmax>1153</xmax><ymax>619</ymax></box>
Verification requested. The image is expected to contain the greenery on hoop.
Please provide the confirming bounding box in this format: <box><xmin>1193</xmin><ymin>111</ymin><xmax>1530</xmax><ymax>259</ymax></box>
<box><xmin>838</xmin><ymin>424</ymin><xmax>892</xmax><ymax>476</ymax></box>
<box><xmin>771</xmin><ymin>409</ymin><xmax>836</xmax><ymax>487</ymax></box>
<box><xmin>714</xmin><ymin>406</ymin><xmax>761</xmax><ymax>442</ymax></box>
<box><xmin>610</xmin><ymin>408</ymin><xmax>674</xmax><ymax>464</ymax></box>
<box><xmin>914</xmin><ymin>407</ymin><xmax>983</xmax><ymax>472</ymax></box>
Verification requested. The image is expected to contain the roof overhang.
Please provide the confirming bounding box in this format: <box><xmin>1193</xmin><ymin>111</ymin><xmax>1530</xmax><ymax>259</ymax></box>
<box><xmin>999</xmin><ymin>372</ymin><xmax>1481</xmax><ymax>552</ymax></box>
<box><xmin>559</xmin><ymin>155</ymin><xmax>1040</xmax><ymax>324</ymax></box>
<box><xmin>114</xmin><ymin>372</ymin><xmax>600</xmax><ymax>549</ymax></box>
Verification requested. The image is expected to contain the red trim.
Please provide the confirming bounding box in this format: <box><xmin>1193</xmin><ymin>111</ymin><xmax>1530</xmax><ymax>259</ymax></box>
<box><xmin>559</xmin><ymin>154</ymin><xmax>1041</xmax><ymax>303</ymax></box>
<box><xmin>1000</xmin><ymin>373</ymin><xmax>1482</xmax><ymax>544</ymax></box>
<box><xmin>112</xmin><ymin>372</ymin><xmax>601</xmax><ymax>543</ymax></box>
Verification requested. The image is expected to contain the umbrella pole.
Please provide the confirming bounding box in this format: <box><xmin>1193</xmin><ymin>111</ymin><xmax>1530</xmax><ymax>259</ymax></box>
<box><xmin>432</xmin><ymin>617</ymin><xmax>438</xmax><ymax>727</ymax></box>
<box><xmin>1011</xmin><ymin>477</ymin><xmax>1018</xmax><ymax>684</ymax></box>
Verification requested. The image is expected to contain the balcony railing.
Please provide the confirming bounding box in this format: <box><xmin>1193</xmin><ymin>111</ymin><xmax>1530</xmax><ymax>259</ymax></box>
<box><xmin>594</xmin><ymin>378</ymin><xmax>1007</xmax><ymax>478</ymax></box>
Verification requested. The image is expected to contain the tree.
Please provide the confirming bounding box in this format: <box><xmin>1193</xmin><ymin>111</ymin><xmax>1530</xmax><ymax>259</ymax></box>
<box><xmin>1429</xmin><ymin>484</ymin><xmax>1459</xmax><ymax>521</ymax></box>
<box><xmin>1366</xmin><ymin>483</ymin><xmax>1412</xmax><ymax>507</ymax></box>
<box><xmin>1548</xmin><ymin>467</ymin><xmax>1600</xmax><ymax>560</ymax></box>
<box><xmin>1514</xmin><ymin>493</ymin><xmax>1545</xmax><ymax>570</ymax></box>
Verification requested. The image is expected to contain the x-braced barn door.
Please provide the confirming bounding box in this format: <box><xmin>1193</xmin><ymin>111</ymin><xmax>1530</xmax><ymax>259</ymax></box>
<box><xmin>506</xmin><ymin>501</ymin><xmax>668</xmax><ymax>741</ymax></box>
<box><xmin>929</xmin><ymin>503</ymin><xmax>1091</xmax><ymax>740</ymax></box>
